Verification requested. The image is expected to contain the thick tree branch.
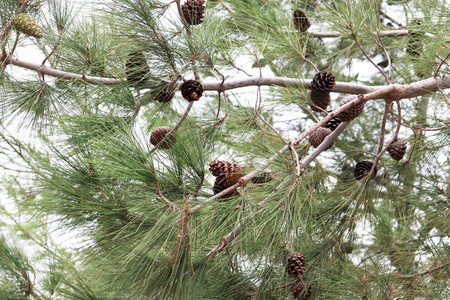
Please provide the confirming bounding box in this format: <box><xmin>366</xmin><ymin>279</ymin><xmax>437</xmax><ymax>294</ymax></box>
<box><xmin>7</xmin><ymin>58</ymin><xmax>450</xmax><ymax>98</ymax></box>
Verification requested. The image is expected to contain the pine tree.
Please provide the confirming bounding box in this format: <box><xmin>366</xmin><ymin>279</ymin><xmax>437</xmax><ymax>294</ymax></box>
<box><xmin>0</xmin><ymin>0</ymin><xmax>449</xmax><ymax>299</ymax></box>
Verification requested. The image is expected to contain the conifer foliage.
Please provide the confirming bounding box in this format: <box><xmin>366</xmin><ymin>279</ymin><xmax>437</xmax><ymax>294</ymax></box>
<box><xmin>0</xmin><ymin>0</ymin><xmax>449</xmax><ymax>299</ymax></box>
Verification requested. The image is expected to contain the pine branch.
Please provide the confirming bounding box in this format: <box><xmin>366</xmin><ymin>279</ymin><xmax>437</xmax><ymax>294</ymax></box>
<box><xmin>7</xmin><ymin>57</ymin><xmax>450</xmax><ymax>98</ymax></box>
<box><xmin>391</xmin><ymin>263</ymin><xmax>450</xmax><ymax>279</ymax></box>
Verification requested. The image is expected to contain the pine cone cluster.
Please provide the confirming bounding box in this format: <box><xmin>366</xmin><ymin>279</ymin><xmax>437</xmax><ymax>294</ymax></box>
<box><xmin>293</xmin><ymin>9</ymin><xmax>311</xmax><ymax>32</ymax></box>
<box><xmin>309</xmin><ymin>127</ymin><xmax>333</xmax><ymax>150</ymax></box>
<box><xmin>125</xmin><ymin>51</ymin><xmax>150</xmax><ymax>85</ymax></box>
<box><xmin>209</xmin><ymin>161</ymin><xmax>242</xmax><ymax>199</ymax></box>
<box><xmin>286</xmin><ymin>252</ymin><xmax>312</xmax><ymax>299</ymax></box>
<box><xmin>13</xmin><ymin>13</ymin><xmax>42</xmax><ymax>38</ymax></box>
<box><xmin>181</xmin><ymin>80</ymin><xmax>204</xmax><ymax>102</ymax></box>
<box><xmin>387</xmin><ymin>137</ymin><xmax>407</xmax><ymax>161</ymax></box>
<box><xmin>338</xmin><ymin>98</ymin><xmax>364</xmax><ymax>122</ymax></box>
<box><xmin>292</xmin><ymin>281</ymin><xmax>313</xmax><ymax>300</ymax></box>
<box><xmin>251</xmin><ymin>172</ymin><xmax>275</xmax><ymax>184</ymax></box>
<box><xmin>181</xmin><ymin>0</ymin><xmax>205</xmax><ymax>25</ymax></box>
<box><xmin>354</xmin><ymin>160</ymin><xmax>377</xmax><ymax>181</ymax></box>
<box><xmin>310</xmin><ymin>71</ymin><xmax>335</xmax><ymax>112</ymax></box>
<box><xmin>150</xmin><ymin>126</ymin><xmax>176</xmax><ymax>149</ymax></box>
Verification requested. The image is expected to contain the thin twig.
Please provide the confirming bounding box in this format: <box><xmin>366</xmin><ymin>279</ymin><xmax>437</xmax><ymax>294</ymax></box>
<box><xmin>394</xmin><ymin>100</ymin><xmax>402</xmax><ymax>137</ymax></box>
<box><xmin>438</xmin><ymin>87</ymin><xmax>450</xmax><ymax>105</ymax></box>
<box><xmin>374</xmin><ymin>30</ymin><xmax>392</xmax><ymax>83</ymax></box>
<box><xmin>372</xmin><ymin>102</ymin><xmax>390</xmax><ymax>172</ymax></box>
<box><xmin>392</xmin><ymin>263</ymin><xmax>450</xmax><ymax>279</ymax></box>
<box><xmin>289</xmin><ymin>142</ymin><xmax>301</xmax><ymax>177</ymax></box>
<box><xmin>350</xmin><ymin>31</ymin><xmax>390</xmax><ymax>84</ymax></box>
<box><xmin>154</xmin><ymin>182</ymin><xmax>183</xmax><ymax>211</ymax></box>
<box><xmin>221</xmin><ymin>2</ymin><xmax>235</xmax><ymax>13</ymax></box>
<box><xmin>434</xmin><ymin>52</ymin><xmax>450</xmax><ymax>77</ymax></box>
<box><xmin>297</xmin><ymin>103</ymin><xmax>320</xmax><ymax>122</ymax></box>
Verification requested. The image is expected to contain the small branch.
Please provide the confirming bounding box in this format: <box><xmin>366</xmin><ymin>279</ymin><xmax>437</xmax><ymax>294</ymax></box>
<box><xmin>205</xmin><ymin>224</ymin><xmax>242</xmax><ymax>260</ymax></box>
<box><xmin>309</xmin><ymin>29</ymin><xmax>437</xmax><ymax>39</ymax></box>
<box><xmin>298</xmin><ymin>122</ymin><xmax>349</xmax><ymax>176</ymax></box>
<box><xmin>392</xmin><ymin>263</ymin><xmax>450</xmax><ymax>279</ymax></box>
<box><xmin>221</xmin><ymin>2</ymin><xmax>235</xmax><ymax>13</ymax></box>
<box><xmin>438</xmin><ymin>87</ymin><xmax>450</xmax><ymax>105</ymax></box>
<box><xmin>154</xmin><ymin>182</ymin><xmax>183</xmax><ymax>211</ymax></box>
<box><xmin>289</xmin><ymin>142</ymin><xmax>301</xmax><ymax>177</ymax></box>
<box><xmin>394</xmin><ymin>101</ymin><xmax>402</xmax><ymax>137</ymax></box>
<box><xmin>350</xmin><ymin>31</ymin><xmax>390</xmax><ymax>84</ymax></box>
<box><xmin>372</xmin><ymin>102</ymin><xmax>390</xmax><ymax>171</ymax></box>
<box><xmin>435</xmin><ymin>52</ymin><xmax>450</xmax><ymax>77</ymax></box>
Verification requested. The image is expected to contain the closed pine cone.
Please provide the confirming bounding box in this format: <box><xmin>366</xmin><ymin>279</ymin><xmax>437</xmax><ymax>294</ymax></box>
<box><xmin>338</xmin><ymin>98</ymin><xmax>364</xmax><ymax>122</ymax></box>
<box><xmin>251</xmin><ymin>172</ymin><xmax>275</xmax><ymax>184</ymax></box>
<box><xmin>310</xmin><ymin>71</ymin><xmax>335</xmax><ymax>112</ymax></box>
<box><xmin>354</xmin><ymin>160</ymin><xmax>377</xmax><ymax>181</ymax></box>
<box><xmin>213</xmin><ymin>177</ymin><xmax>237</xmax><ymax>200</ymax></box>
<box><xmin>181</xmin><ymin>0</ymin><xmax>205</xmax><ymax>25</ymax></box>
<box><xmin>286</xmin><ymin>252</ymin><xmax>306</xmax><ymax>280</ymax></box>
<box><xmin>209</xmin><ymin>161</ymin><xmax>243</xmax><ymax>188</ymax></box>
<box><xmin>292</xmin><ymin>282</ymin><xmax>313</xmax><ymax>300</ymax></box>
<box><xmin>13</xmin><ymin>13</ymin><xmax>42</xmax><ymax>38</ymax></box>
<box><xmin>150</xmin><ymin>126</ymin><xmax>176</xmax><ymax>149</ymax></box>
<box><xmin>152</xmin><ymin>84</ymin><xmax>176</xmax><ymax>103</ymax></box>
<box><xmin>387</xmin><ymin>137</ymin><xmax>407</xmax><ymax>161</ymax></box>
<box><xmin>125</xmin><ymin>51</ymin><xmax>150</xmax><ymax>85</ymax></box>
<box><xmin>293</xmin><ymin>9</ymin><xmax>311</xmax><ymax>32</ymax></box>
<box><xmin>309</xmin><ymin>127</ymin><xmax>333</xmax><ymax>150</ymax></box>
<box><xmin>323</xmin><ymin>112</ymin><xmax>342</xmax><ymax>131</ymax></box>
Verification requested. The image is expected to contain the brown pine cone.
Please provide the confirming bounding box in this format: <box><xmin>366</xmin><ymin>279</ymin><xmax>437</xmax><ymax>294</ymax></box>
<box><xmin>181</xmin><ymin>0</ymin><xmax>205</xmax><ymax>25</ymax></box>
<box><xmin>181</xmin><ymin>80</ymin><xmax>204</xmax><ymax>102</ymax></box>
<box><xmin>150</xmin><ymin>126</ymin><xmax>176</xmax><ymax>149</ymax></box>
<box><xmin>310</xmin><ymin>90</ymin><xmax>330</xmax><ymax>112</ymax></box>
<box><xmin>213</xmin><ymin>178</ymin><xmax>237</xmax><ymax>200</ymax></box>
<box><xmin>338</xmin><ymin>98</ymin><xmax>365</xmax><ymax>122</ymax></box>
<box><xmin>311</xmin><ymin>71</ymin><xmax>336</xmax><ymax>93</ymax></box>
<box><xmin>209</xmin><ymin>160</ymin><xmax>243</xmax><ymax>188</ymax></box>
<box><xmin>251</xmin><ymin>172</ymin><xmax>275</xmax><ymax>184</ymax></box>
<box><xmin>387</xmin><ymin>137</ymin><xmax>407</xmax><ymax>161</ymax></box>
<box><xmin>323</xmin><ymin>112</ymin><xmax>342</xmax><ymax>131</ymax></box>
<box><xmin>293</xmin><ymin>9</ymin><xmax>311</xmax><ymax>32</ymax></box>
<box><xmin>310</xmin><ymin>71</ymin><xmax>335</xmax><ymax>112</ymax></box>
<box><xmin>125</xmin><ymin>51</ymin><xmax>150</xmax><ymax>85</ymax></box>
<box><xmin>309</xmin><ymin>127</ymin><xmax>333</xmax><ymax>150</ymax></box>
<box><xmin>292</xmin><ymin>281</ymin><xmax>313</xmax><ymax>300</ymax></box>
<box><xmin>286</xmin><ymin>252</ymin><xmax>306</xmax><ymax>280</ymax></box>
<box><xmin>151</xmin><ymin>83</ymin><xmax>176</xmax><ymax>103</ymax></box>
<box><xmin>354</xmin><ymin>160</ymin><xmax>377</xmax><ymax>181</ymax></box>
